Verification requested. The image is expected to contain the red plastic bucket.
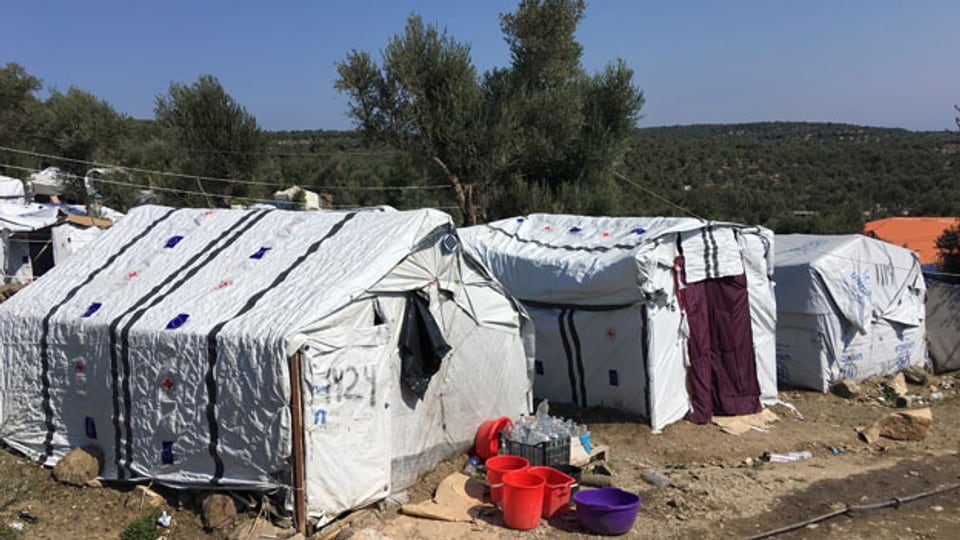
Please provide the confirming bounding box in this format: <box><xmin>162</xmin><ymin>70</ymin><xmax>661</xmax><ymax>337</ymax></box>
<box><xmin>486</xmin><ymin>455</ymin><xmax>529</xmax><ymax>502</ymax></box>
<box><xmin>502</xmin><ymin>471</ymin><xmax>545</xmax><ymax>530</ymax></box>
<box><xmin>474</xmin><ymin>417</ymin><xmax>513</xmax><ymax>460</ymax></box>
<box><xmin>528</xmin><ymin>466</ymin><xmax>577</xmax><ymax>518</ymax></box>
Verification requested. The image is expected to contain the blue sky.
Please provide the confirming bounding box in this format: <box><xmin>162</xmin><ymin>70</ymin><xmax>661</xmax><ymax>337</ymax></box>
<box><xmin>5</xmin><ymin>1</ymin><xmax>959</xmax><ymax>131</ymax></box>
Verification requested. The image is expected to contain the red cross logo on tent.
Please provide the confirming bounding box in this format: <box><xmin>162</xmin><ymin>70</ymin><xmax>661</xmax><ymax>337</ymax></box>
<box><xmin>161</xmin><ymin>378</ymin><xmax>175</xmax><ymax>391</ymax></box>
<box><xmin>605</xmin><ymin>328</ymin><xmax>616</xmax><ymax>340</ymax></box>
<box><xmin>75</xmin><ymin>360</ymin><xmax>85</xmax><ymax>373</ymax></box>
<box><xmin>126</xmin><ymin>270</ymin><xmax>139</xmax><ymax>279</ymax></box>
<box><xmin>216</xmin><ymin>280</ymin><xmax>232</xmax><ymax>290</ymax></box>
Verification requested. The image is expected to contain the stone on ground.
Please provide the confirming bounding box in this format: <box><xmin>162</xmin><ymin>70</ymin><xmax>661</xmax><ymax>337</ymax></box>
<box><xmin>901</xmin><ymin>365</ymin><xmax>929</xmax><ymax>386</ymax></box>
<box><xmin>830</xmin><ymin>379</ymin><xmax>861</xmax><ymax>399</ymax></box>
<box><xmin>859</xmin><ymin>408</ymin><xmax>933</xmax><ymax>444</ymax></box>
<box><xmin>52</xmin><ymin>446</ymin><xmax>103</xmax><ymax>486</ymax></box>
<box><xmin>202</xmin><ymin>493</ymin><xmax>238</xmax><ymax>530</ymax></box>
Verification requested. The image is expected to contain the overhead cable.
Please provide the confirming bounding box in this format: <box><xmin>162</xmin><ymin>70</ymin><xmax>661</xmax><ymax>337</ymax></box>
<box><xmin>0</xmin><ymin>145</ymin><xmax>450</xmax><ymax>191</ymax></box>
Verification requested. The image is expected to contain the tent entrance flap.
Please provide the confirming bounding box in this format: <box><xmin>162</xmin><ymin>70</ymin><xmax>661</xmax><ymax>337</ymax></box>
<box><xmin>683</xmin><ymin>272</ymin><xmax>761</xmax><ymax>423</ymax></box>
<box><xmin>399</xmin><ymin>292</ymin><xmax>451</xmax><ymax>399</ymax></box>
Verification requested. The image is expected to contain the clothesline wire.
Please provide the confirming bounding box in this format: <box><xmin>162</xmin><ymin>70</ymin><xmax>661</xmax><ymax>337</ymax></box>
<box><xmin>0</xmin><ymin>162</ymin><xmax>459</xmax><ymax>211</ymax></box>
<box><xmin>0</xmin><ymin>145</ymin><xmax>450</xmax><ymax>191</ymax></box>
<box><xmin>5</xmin><ymin>156</ymin><xmax>960</xmax><ymax>278</ymax></box>
<box><xmin>613</xmin><ymin>171</ymin><xmax>707</xmax><ymax>221</ymax></box>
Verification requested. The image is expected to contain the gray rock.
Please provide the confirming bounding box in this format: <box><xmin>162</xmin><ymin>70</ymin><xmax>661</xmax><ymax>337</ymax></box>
<box><xmin>830</xmin><ymin>379</ymin><xmax>861</xmax><ymax>399</ymax></box>
<box><xmin>902</xmin><ymin>366</ymin><xmax>928</xmax><ymax>386</ymax></box>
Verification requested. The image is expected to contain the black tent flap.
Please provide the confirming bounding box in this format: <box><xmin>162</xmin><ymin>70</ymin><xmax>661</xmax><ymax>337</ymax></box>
<box><xmin>399</xmin><ymin>292</ymin><xmax>452</xmax><ymax>398</ymax></box>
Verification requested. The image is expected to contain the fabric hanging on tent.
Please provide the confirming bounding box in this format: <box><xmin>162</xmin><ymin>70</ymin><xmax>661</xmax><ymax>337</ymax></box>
<box><xmin>682</xmin><ymin>269</ymin><xmax>761</xmax><ymax>423</ymax></box>
<box><xmin>399</xmin><ymin>292</ymin><xmax>451</xmax><ymax>398</ymax></box>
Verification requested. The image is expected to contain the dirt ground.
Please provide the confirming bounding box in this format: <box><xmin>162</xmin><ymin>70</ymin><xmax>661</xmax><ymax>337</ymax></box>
<box><xmin>0</xmin><ymin>372</ymin><xmax>958</xmax><ymax>539</ymax></box>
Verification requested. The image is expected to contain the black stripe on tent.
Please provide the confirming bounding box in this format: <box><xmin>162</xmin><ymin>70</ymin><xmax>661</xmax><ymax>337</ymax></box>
<box><xmin>699</xmin><ymin>228</ymin><xmax>713</xmax><ymax>280</ymax></box>
<box><xmin>520</xmin><ymin>299</ymin><xmax>635</xmax><ymax>312</ymax></box>
<box><xmin>113</xmin><ymin>209</ymin><xmax>273</xmax><ymax>477</ymax></box>
<box><xmin>566</xmin><ymin>310</ymin><xmax>588</xmax><ymax>408</ymax></box>
<box><xmin>39</xmin><ymin>207</ymin><xmax>180</xmax><ymax>462</ymax></box>
<box><xmin>486</xmin><ymin>224</ymin><xmax>650</xmax><ymax>253</ymax></box>
<box><xmin>204</xmin><ymin>212</ymin><xmax>358</xmax><ymax>484</ymax></box>
<box><xmin>558</xmin><ymin>308</ymin><xmax>579</xmax><ymax>406</ymax></box>
<box><xmin>707</xmin><ymin>226</ymin><xmax>720</xmax><ymax>280</ymax></box>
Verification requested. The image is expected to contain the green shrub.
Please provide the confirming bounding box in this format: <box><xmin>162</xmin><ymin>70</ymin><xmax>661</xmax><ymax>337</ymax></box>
<box><xmin>120</xmin><ymin>509</ymin><xmax>162</xmax><ymax>540</ymax></box>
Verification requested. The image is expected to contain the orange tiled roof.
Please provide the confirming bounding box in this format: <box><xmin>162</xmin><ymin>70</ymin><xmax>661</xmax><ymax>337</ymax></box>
<box><xmin>863</xmin><ymin>217</ymin><xmax>960</xmax><ymax>265</ymax></box>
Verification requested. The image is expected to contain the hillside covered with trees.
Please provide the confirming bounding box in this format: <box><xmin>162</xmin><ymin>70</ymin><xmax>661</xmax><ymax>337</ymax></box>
<box><xmin>0</xmin><ymin>0</ymin><xmax>957</xmax><ymax>235</ymax></box>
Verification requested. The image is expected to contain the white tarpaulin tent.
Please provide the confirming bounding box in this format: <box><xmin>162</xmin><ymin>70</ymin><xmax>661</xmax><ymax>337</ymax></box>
<box><xmin>460</xmin><ymin>214</ymin><xmax>777</xmax><ymax>432</ymax></box>
<box><xmin>0</xmin><ymin>203</ymin><xmax>115</xmax><ymax>284</ymax></box>
<box><xmin>0</xmin><ymin>205</ymin><xmax>532</xmax><ymax>528</ymax></box>
<box><xmin>774</xmin><ymin>234</ymin><xmax>927</xmax><ymax>391</ymax></box>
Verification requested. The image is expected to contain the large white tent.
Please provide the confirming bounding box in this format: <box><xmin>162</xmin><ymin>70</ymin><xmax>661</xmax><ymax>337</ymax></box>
<box><xmin>460</xmin><ymin>214</ymin><xmax>777</xmax><ymax>432</ymax></box>
<box><xmin>774</xmin><ymin>234</ymin><xmax>927</xmax><ymax>391</ymax></box>
<box><xmin>0</xmin><ymin>205</ymin><xmax>532</xmax><ymax>528</ymax></box>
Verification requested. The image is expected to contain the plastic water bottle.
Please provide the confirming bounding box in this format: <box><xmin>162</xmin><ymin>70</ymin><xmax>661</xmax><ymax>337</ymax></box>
<box><xmin>641</xmin><ymin>467</ymin><xmax>673</xmax><ymax>488</ymax></box>
<box><xmin>765</xmin><ymin>451</ymin><xmax>814</xmax><ymax>463</ymax></box>
<box><xmin>463</xmin><ymin>457</ymin><xmax>479</xmax><ymax>477</ymax></box>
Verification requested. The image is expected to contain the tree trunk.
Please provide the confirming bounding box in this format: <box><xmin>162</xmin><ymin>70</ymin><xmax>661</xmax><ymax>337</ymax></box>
<box><xmin>431</xmin><ymin>156</ymin><xmax>477</xmax><ymax>225</ymax></box>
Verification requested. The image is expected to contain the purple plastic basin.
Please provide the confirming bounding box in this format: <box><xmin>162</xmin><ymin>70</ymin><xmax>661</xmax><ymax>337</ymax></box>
<box><xmin>573</xmin><ymin>487</ymin><xmax>641</xmax><ymax>535</ymax></box>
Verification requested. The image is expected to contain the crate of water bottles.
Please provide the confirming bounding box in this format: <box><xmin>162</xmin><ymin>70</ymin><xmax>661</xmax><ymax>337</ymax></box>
<box><xmin>497</xmin><ymin>400</ymin><xmax>587</xmax><ymax>467</ymax></box>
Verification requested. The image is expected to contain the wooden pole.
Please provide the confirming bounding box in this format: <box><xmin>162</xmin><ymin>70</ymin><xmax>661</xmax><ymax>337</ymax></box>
<box><xmin>289</xmin><ymin>352</ymin><xmax>307</xmax><ymax>536</ymax></box>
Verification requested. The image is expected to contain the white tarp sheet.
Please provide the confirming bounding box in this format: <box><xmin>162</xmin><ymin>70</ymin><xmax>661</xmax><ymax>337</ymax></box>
<box><xmin>461</xmin><ymin>214</ymin><xmax>777</xmax><ymax>431</ymax></box>
<box><xmin>0</xmin><ymin>205</ymin><xmax>531</xmax><ymax>525</ymax></box>
<box><xmin>0</xmin><ymin>176</ymin><xmax>25</xmax><ymax>205</ymax></box>
<box><xmin>774</xmin><ymin>234</ymin><xmax>927</xmax><ymax>391</ymax></box>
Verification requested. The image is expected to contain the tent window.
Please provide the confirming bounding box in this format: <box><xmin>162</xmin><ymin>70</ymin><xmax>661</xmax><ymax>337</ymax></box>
<box><xmin>84</xmin><ymin>417</ymin><xmax>97</xmax><ymax>439</ymax></box>
<box><xmin>608</xmin><ymin>369</ymin><xmax>619</xmax><ymax>386</ymax></box>
<box><xmin>373</xmin><ymin>299</ymin><xmax>386</xmax><ymax>326</ymax></box>
<box><xmin>535</xmin><ymin>360</ymin><xmax>544</xmax><ymax>375</ymax></box>
<box><xmin>398</xmin><ymin>292</ymin><xmax>451</xmax><ymax>399</ymax></box>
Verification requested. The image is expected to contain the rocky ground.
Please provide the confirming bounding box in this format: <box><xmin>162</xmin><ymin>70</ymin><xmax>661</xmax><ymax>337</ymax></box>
<box><xmin>0</xmin><ymin>370</ymin><xmax>958</xmax><ymax>539</ymax></box>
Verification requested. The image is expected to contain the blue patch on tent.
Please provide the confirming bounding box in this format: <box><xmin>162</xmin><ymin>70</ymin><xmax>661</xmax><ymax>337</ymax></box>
<box><xmin>569</xmin><ymin>226</ymin><xmax>582</xmax><ymax>233</ymax></box>
<box><xmin>164</xmin><ymin>235</ymin><xmax>184</xmax><ymax>248</ymax></box>
<box><xmin>165</xmin><ymin>313</ymin><xmax>189</xmax><ymax>330</ymax></box>
<box><xmin>250</xmin><ymin>247</ymin><xmax>271</xmax><ymax>259</ymax></box>
<box><xmin>84</xmin><ymin>417</ymin><xmax>97</xmax><ymax>439</ymax></box>
<box><xmin>535</xmin><ymin>360</ymin><xmax>544</xmax><ymax>375</ymax></box>
<box><xmin>21</xmin><ymin>256</ymin><xmax>29</xmax><ymax>264</ymax></box>
<box><xmin>516</xmin><ymin>218</ymin><xmax>525</xmax><ymax>223</ymax></box>
<box><xmin>161</xmin><ymin>441</ymin><xmax>174</xmax><ymax>464</ymax></box>
<box><xmin>633</xmin><ymin>228</ymin><xmax>646</xmax><ymax>235</ymax></box>
<box><xmin>82</xmin><ymin>303</ymin><xmax>102</xmax><ymax>318</ymax></box>
<box><xmin>440</xmin><ymin>234</ymin><xmax>459</xmax><ymax>255</ymax></box>
<box><xmin>608</xmin><ymin>369</ymin><xmax>619</xmax><ymax>386</ymax></box>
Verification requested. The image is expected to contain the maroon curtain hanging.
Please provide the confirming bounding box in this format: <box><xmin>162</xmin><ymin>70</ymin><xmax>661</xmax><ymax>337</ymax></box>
<box><xmin>679</xmin><ymin>259</ymin><xmax>761</xmax><ymax>423</ymax></box>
